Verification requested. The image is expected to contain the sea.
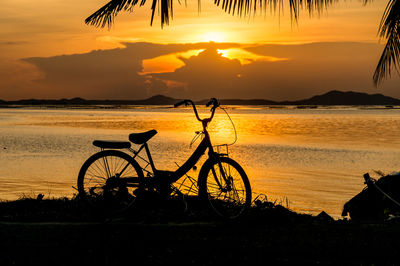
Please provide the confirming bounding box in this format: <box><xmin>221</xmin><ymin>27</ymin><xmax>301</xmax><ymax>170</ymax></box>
<box><xmin>1</xmin><ymin>105</ymin><xmax>400</xmax><ymax>218</ymax></box>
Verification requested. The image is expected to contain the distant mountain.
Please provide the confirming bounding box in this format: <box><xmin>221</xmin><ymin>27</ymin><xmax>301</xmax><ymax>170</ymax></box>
<box><xmin>0</xmin><ymin>95</ymin><xmax>181</xmax><ymax>106</ymax></box>
<box><xmin>199</xmin><ymin>91</ymin><xmax>400</xmax><ymax>106</ymax></box>
<box><xmin>285</xmin><ymin>90</ymin><xmax>400</xmax><ymax>105</ymax></box>
<box><xmin>0</xmin><ymin>97</ymin><xmax>87</xmax><ymax>105</ymax></box>
<box><xmin>1</xmin><ymin>91</ymin><xmax>400</xmax><ymax>106</ymax></box>
<box><xmin>198</xmin><ymin>98</ymin><xmax>277</xmax><ymax>105</ymax></box>
<box><xmin>130</xmin><ymin>95</ymin><xmax>180</xmax><ymax>105</ymax></box>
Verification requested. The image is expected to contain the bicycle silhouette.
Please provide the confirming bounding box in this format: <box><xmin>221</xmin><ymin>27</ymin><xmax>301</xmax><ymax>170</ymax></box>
<box><xmin>77</xmin><ymin>98</ymin><xmax>252</xmax><ymax>219</ymax></box>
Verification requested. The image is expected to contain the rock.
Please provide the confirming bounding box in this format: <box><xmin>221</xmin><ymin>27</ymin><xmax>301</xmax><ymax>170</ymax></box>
<box><xmin>342</xmin><ymin>173</ymin><xmax>400</xmax><ymax>221</ymax></box>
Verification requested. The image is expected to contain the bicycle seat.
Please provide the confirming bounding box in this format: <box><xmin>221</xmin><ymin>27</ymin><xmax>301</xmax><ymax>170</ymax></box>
<box><xmin>129</xmin><ymin>129</ymin><xmax>157</xmax><ymax>144</ymax></box>
<box><xmin>92</xmin><ymin>140</ymin><xmax>131</xmax><ymax>149</ymax></box>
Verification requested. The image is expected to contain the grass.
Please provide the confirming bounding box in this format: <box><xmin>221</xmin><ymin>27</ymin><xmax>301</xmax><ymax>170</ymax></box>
<box><xmin>0</xmin><ymin>193</ymin><xmax>304</xmax><ymax>223</ymax></box>
<box><xmin>1</xmin><ymin>193</ymin><xmax>400</xmax><ymax>265</ymax></box>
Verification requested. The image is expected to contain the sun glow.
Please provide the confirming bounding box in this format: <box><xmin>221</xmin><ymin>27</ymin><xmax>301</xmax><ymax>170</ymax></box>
<box><xmin>140</xmin><ymin>46</ymin><xmax>289</xmax><ymax>76</ymax></box>
<box><xmin>200</xmin><ymin>32</ymin><xmax>227</xmax><ymax>43</ymax></box>
<box><xmin>217</xmin><ymin>48</ymin><xmax>288</xmax><ymax>64</ymax></box>
<box><xmin>140</xmin><ymin>49</ymin><xmax>204</xmax><ymax>74</ymax></box>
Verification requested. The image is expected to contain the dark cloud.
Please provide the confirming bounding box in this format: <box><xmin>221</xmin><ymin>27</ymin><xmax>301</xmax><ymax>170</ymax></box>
<box><xmin>152</xmin><ymin>42</ymin><xmax>400</xmax><ymax>101</ymax></box>
<box><xmin>20</xmin><ymin>41</ymin><xmax>400</xmax><ymax>101</ymax></box>
<box><xmin>239</xmin><ymin>42</ymin><xmax>392</xmax><ymax>100</ymax></box>
<box><xmin>1</xmin><ymin>41</ymin><xmax>29</xmax><ymax>45</ymax></box>
<box><xmin>150</xmin><ymin>48</ymin><xmax>242</xmax><ymax>99</ymax></box>
<box><xmin>23</xmin><ymin>42</ymin><xmax>239</xmax><ymax>99</ymax></box>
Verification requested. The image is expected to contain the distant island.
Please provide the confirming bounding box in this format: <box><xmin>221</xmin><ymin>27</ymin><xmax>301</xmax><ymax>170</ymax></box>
<box><xmin>2</xmin><ymin>90</ymin><xmax>400</xmax><ymax>106</ymax></box>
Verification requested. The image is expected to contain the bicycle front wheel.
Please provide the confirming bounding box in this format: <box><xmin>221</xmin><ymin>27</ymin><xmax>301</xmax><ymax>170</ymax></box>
<box><xmin>198</xmin><ymin>156</ymin><xmax>252</xmax><ymax>219</ymax></box>
<box><xmin>77</xmin><ymin>150</ymin><xmax>144</xmax><ymax>213</ymax></box>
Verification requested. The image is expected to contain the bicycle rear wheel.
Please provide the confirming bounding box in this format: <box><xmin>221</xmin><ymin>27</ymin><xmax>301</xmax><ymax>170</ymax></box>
<box><xmin>77</xmin><ymin>150</ymin><xmax>144</xmax><ymax>213</ymax></box>
<box><xmin>198</xmin><ymin>156</ymin><xmax>252</xmax><ymax>219</ymax></box>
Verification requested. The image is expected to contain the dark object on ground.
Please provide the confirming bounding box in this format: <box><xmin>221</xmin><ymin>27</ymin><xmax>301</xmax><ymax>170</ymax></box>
<box><xmin>342</xmin><ymin>173</ymin><xmax>400</xmax><ymax>221</ymax></box>
<box><xmin>316</xmin><ymin>211</ymin><xmax>334</xmax><ymax>222</ymax></box>
<box><xmin>36</xmin><ymin>194</ymin><xmax>44</xmax><ymax>201</ymax></box>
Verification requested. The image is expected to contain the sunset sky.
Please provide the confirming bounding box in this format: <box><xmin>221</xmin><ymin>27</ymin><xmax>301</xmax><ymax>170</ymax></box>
<box><xmin>1</xmin><ymin>0</ymin><xmax>399</xmax><ymax>100</ymax></box>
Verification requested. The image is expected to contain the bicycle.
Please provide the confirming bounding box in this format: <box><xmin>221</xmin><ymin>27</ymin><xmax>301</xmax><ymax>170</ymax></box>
<box><xmin>77</xmin><ymin>98</ymin><xmax>252</xmax><ymax>219</ymax></box>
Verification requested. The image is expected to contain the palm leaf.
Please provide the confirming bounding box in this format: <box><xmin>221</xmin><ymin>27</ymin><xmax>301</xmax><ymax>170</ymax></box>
<box><xmin>85</xmin><ymin>0</ymin><xmax>337</xmax><ymax>28</ymax></box>
<box><xmin>373</xmin><ymin>0</ymin><xmax>400</xmax><ymax>86</ymax></box>
<box><xmin>85</xmin><ymin>0</ymin><xmax>173</xmax><ymax>28</ymax></box>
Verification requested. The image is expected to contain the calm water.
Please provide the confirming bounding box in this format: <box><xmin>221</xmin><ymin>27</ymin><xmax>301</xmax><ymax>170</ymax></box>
<box><xmin>1</xmin><ymin>105</ymin><xmax>400</xmax><ymax>218</ymax></box>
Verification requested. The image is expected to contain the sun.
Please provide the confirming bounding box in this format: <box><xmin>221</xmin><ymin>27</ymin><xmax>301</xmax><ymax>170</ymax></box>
<box><xmin>200</xmin><ymin>32</ymin><xmax>226</xmax><ymax>43</ymax></box>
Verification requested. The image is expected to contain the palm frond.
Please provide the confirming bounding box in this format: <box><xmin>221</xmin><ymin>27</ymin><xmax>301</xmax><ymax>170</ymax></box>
<box><xmin>86</xmin><ymin>0</ymin><xmax>338</xmax><ymax>28</ymax></box>
<box><xmin>374</xmin><ymin>0</ymin><xmax>400</xmax><ymax>86</ymax></box>
<box><xmin>85</xmin><ymin>0</ymin><xmax>173</xmax><ymax>28</ymax></box>
<box><xmin>213</xmin><ymin>0</ymin><xmax>337</xmax><ymax>21</ymax></box>
<box><xmin>85</xmin><ymin>0</ymin><xmax>134</xmax><ymax>29</ymax></box>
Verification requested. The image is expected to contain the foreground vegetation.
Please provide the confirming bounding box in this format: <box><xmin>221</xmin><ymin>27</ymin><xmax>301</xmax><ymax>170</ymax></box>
<box><xmin>1</xmin><ymin>195</ymin><xmax>400</xmax><ymax>265</ymax></box>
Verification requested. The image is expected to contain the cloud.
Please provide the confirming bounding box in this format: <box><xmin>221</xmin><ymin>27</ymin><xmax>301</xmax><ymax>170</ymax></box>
<box><xmin>22</xmin><ymin>42</ymin><xmax>204</xmax><ymax>99</ymax></box>
<box><xmin>4</xmin><ymin>41</ymin><xmax>399</xmax><ymax>101</ymax></box>
<box><xmin>238</xmin><ymin>42</ymin><xmax>390</xmax><ymax>100</ymax></box>
<box><xmin>0</xmin><ymin>59</ymin><xmax>43</xmax><ymax>100</ymax></box>
<box><xmin>21</xmin><ymin>42</ymin><xmax>240</xmax><ymax>99</ymax></box>
<box><xmin>0</xmin><ymin>41</ymin><xmax>29</xmax><ymax>45</ymax></box>
<box><xmin>149</xmin><ymin>42</ymin><xmax>400</xmax><ymax>101</ymax></box>
<box><xmin>149</xmin><ymin>47</ymin><xmax>243</xmax><ymax>99</ymax></box>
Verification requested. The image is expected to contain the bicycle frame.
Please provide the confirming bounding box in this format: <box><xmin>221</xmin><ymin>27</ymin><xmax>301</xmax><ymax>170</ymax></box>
<box><xmin>127</xmin><ymin>98</ymin><xmax>227</xmax><ymax>186</ymax></box>
<box><xmin>131</xmin><ymin>127</ymin><xmax>214</xmax><ymax>184</ymax></box>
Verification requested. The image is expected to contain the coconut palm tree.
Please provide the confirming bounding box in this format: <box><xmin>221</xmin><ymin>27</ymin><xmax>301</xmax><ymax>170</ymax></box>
<box><xmin>373</xmin><ymin>0</ymin><xmax>400</xmax><ymax>85</ymax></box>
<box><xmin>85</xmin><ymin>0</ymin><xmax>400</xmax><ymax>86</ymax></box>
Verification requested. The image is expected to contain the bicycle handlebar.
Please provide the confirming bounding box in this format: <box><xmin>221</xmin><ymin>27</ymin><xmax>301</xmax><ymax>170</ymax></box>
<box><xmin>174</xmin><ymin>98</ymin><xmax>220</xmax><ymax>125</ymax></box>
<box><xmin>206</xmin><ymin>98</ymin><xmax>219</xmax><ymax>107</ymax></box>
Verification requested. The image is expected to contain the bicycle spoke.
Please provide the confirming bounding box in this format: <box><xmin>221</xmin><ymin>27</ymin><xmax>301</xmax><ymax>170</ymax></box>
<box><xmin>202</xmin><ymin>157</ymin><xmax>251</xmax><ymax>219</ymax></box>
<box><xmin>229</xmin><ymin>175</ymin><xmax>241</xmax><ymax>203</ymax></box>
<box><xmin>102</xmin><ymin>155</ymin><xmax>112</xmax><ymax>179</ymax></box>
<box><xmin>94</xmin><ymin>159</ymin><xmax>109</xmax><ymax>178</ymax></box>
<box><xmin>78</xmin><ymin>150</ymin><xmax>144</xmax><ymax>214</ymax></box>
<box><xmin>86</xmin><ymin>168</ymin><xmax>107</xmax><ymax>180</ymax></box>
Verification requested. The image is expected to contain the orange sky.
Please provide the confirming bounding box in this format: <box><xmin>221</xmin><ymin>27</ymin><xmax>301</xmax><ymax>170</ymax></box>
<box><xmin>0</xmin><ymin>0</ymin><xmax>398</xmax><ymax>100</ymax></box>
